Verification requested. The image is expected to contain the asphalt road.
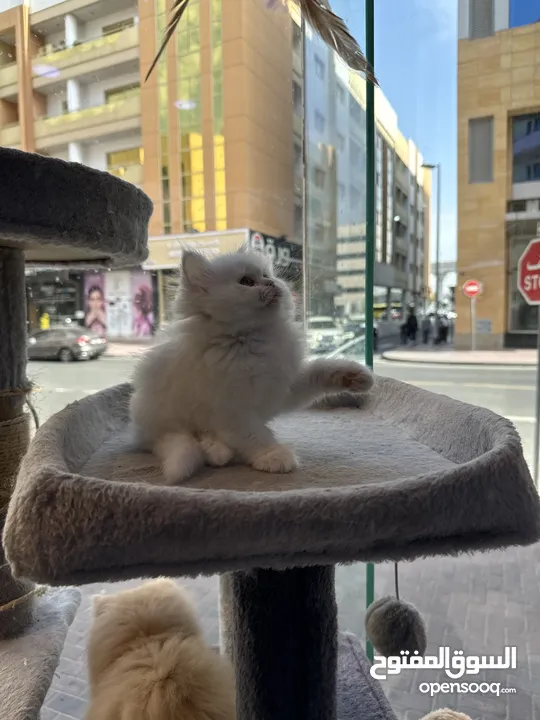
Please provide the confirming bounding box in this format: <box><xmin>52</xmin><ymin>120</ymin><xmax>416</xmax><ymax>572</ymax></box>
<box><xmin>27</xmin><ymin>354</ymin><xmax>538</xmax><ymax>468</ymax></box>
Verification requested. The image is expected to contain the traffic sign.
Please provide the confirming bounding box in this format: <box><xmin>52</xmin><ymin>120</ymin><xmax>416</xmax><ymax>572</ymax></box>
<box><xmin>518</xmin><ymin>238</ymin><xmax>540</xmax><ymax>306</ymax></box>
<box><xmin>518</xmin><ymin>238</ymin><xmax>540</xmax><ymax>488</ymax></box>
<box><xmin>462</xmin><ymin>279</ymin><xmax>482</xmax><ymax>298</ymax></box>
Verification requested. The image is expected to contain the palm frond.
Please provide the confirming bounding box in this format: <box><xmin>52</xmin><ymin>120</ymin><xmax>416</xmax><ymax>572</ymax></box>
<box><xmin>298</xmin><ymin>0</ymin><xmax>377</xmax><ymax>85</ymax></box>
<box><xmin>144</xmin><ymin>0</ymin><xmax>190</xmax><ymax>82</ymax></box>
<box><xmin>145</xmin><ymin>0</ymin><xmax>377</xmax><ymax>86</ymax></box>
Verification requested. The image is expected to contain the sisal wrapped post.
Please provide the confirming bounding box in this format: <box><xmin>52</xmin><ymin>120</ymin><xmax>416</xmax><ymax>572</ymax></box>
<box><xmin>0</xmin><ymin>247</ymin><xmax>35</xmax><ymax>640</ymax></box>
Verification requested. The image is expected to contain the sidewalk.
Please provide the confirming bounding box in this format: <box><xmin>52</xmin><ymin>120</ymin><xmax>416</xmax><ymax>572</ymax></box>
<box><xmin>105</xmin><ymin>341</ymin><xmax>152</xmax><ymax>357</ymax></box>
<box><xmin>382</xmin><ymin>345</ymin><xmax>537</xmax><ymax>366</ymax></box>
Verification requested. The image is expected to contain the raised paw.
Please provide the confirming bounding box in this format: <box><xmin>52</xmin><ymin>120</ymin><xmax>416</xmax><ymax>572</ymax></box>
<box><xmin>199</xmin><ymin>435</ymin><xmax>234</xmax><ymax>467</ymax></box>
<box><xmin>328</xmin><ymin>360</ymin><xmax>374</xmax><ymax>394</ymax></box>
<box><xmin>250</xmin><ymin>445</ymin><xmax>298</xmax><ymax>473</ymax></box>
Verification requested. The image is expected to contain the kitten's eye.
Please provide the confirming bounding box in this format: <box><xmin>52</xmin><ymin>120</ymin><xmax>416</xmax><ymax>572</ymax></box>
<box><xmin>262</xmin><ymin>273</ymin><xmax>269</xmax><ymax>279</ymax></box>
<box><xmin>239</xmin><ymin>276</ymin><xmax>255</xmax><ymax>286</ymax></box>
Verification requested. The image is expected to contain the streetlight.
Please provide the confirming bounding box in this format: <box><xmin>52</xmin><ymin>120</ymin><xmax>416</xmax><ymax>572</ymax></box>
<box><xmin>421</xmin><ymin>162</ymin><xmax>441</xmax><ymax>311</ymax></box>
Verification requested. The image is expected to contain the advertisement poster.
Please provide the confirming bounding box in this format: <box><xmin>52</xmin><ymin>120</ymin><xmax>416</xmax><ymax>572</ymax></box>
<box><xmin>83</xmin><ymin>273</ymin><xmax>107</xmax><ymax>336</ymax></box>
<box><xmin>131</xmin><ymin>271</ymin><xmax>154</xmax><ymax>337</ymax></box>
<box><xmin>105</xmin><ymin>270</ymin><xmax>132</xmax><ymax>338</ymax></box>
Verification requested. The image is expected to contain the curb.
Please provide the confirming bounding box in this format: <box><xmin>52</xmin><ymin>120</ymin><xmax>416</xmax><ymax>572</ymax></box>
<box><xmin>380</xmin><ymin>351</ymin><xmax>536</xmax><ymax>367</ymax></box>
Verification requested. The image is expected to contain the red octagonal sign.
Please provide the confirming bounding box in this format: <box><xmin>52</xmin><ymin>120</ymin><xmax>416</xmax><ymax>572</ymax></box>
<box><xmin>463</xmin><ymin>279</ymin><xmax>482</xmax><ymax>298</ymax></box>
<box><xmin>518</xmin><ymin>238</ymin><xmax>540</xmax><ymax>306</ymax></box>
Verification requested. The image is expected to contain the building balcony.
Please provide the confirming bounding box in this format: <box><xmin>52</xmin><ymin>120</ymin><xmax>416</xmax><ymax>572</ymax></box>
<box><xmin>35</xmin><ymin>91</ymin><xmax>141</xmax><ymax>150</ymax></box>
<box><xmin>0</xmin><ymin>62</ymin><xmax>18</xmax><ymax>100</ymax></box>
<box><xmin>0</xmin><ymin>121</ymin><xmax>21</xmax><ymax>147</ymax></box>
<box><xmin>33</xmin><ymin>25</ymin><xmax>139</xmax><ymax>89</ymax></box>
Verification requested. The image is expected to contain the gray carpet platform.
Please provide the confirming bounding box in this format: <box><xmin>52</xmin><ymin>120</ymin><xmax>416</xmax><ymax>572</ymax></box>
<box><xmin>0</xmin><ymin>147</ymin><xmax>152</xmax><ymax>265</ymax></box>
<box><xmin>4</xmin><ymin>377</ymin><xmax>539</xmax><ymax>585</ymax></box>
<box><xmin>0</xmin><ymin>587</ymin><xmax>81</xmax><ymax>720</ymax></box>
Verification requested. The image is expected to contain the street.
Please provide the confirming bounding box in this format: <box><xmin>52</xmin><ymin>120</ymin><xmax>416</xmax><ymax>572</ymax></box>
<box><xmin>29</xmin><ymin>355</ymin><xmax>538</xmax><ymax>467</ymax></box>
<box><xmin>31</xmin><ymin>355</ymin><xmax>540</xmax><ymax>720</ymax></box>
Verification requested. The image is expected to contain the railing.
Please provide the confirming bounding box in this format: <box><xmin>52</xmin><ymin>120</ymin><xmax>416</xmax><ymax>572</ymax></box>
<box><xmin>32</xmin><ymin>25</ymin><xmax>138</xmax><ymax>75</ymax></box>
<box><xmin>35</xmin><ymin>93</ymin><xmax>141</xmax><ymax>143</ymax></box>
<box><xmin>0</xmin><ymin>121</ymin><xmax>20</xmax><ymax>146</ymax></box>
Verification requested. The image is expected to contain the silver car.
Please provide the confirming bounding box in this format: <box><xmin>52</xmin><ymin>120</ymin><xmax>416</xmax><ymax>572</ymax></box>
<box><xmin>27</xmin><ymin>327</ymin><xmax>108</xmax><ymax>362</ymax></box>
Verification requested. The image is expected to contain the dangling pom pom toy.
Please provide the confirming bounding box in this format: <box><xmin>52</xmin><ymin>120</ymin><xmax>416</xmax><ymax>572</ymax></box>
<box><xmin>365</xmin><ymin>563</ymin><xmax>427</xmax><ymax>657</ymax></box>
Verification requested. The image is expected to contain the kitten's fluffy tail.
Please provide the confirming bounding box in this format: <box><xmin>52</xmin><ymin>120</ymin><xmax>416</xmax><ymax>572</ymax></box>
<box><xmin>144</xmin><ymin>636</ymin><xmax>236</xmax><ymax>720</ymax></box>
<box><xmin>154</xmin><ymin>433</ymin><xmax>205</xmax><ymax>485</ymax></box>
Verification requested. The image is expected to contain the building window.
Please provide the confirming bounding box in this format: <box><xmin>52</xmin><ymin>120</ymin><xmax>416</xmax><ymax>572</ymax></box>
<box><xmin>469</xmin><ymin>0</ymin><xmax>494</xmax><ymax>38</ymax></box>
<box><xmin>292</xmin><ymin>21</ymin><xmax>302</xmax><ymax>51</ymax></box>
<box><xmin>468</xmin><ymin>116</ymin><xmax>494</xmax><ymax>183</ymax></box>
<box><xmin>314</xmin><ymin>111</ymin><xmax>325</xmax><ymax>133</ymax></box>
<box><xmin>512</xmin><ymin>113</ymin><xmax>540</xmax><ymax>184</ymax></box>
<box><xmin>313</xmin><ymin>168</ymin><xmax>325</xmax><ymax>188</ymax></box>
<box><xmin>293</xmin><ymin>81</ymin><xmax>302</xmax><ymax>115</ymax></box>
<box><xmin>337</xmin><ymin>83</ymin><xmax>346</xmax><ymax>104</ymax></box>
<box><xmin>510</xmin><ymin>0</ymin><xmax>540</xmax><ymax>29</ymax></box>
<box><xmin>102</xmin><ymin>18</ymin><xmax>135</xmax><ymax>36</ymax></box>
<box><xmin>314</xmin><ymin>55</ymin><xmax>325</xmax><ymax>79</ymax></box>
<box><xmin>350</xmin><ymin>140</ymin><xmax>361</xmax><ymax>166</ymax></box>
<box><xmin>337</xmin><ymin>133</ymin><xmax>345</xmax><ymax>151</ymax></box>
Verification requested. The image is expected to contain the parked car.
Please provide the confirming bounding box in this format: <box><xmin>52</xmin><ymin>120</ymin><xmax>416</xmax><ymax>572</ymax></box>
<box><xmin>27</xmin><ymin>327</ymin><xmax>107</xmax><ymax>362</ymax></box>
<box><xmin>306</xmin><ymin>316</ymin><xmax>345</xmax><ymax>353</ymax></box>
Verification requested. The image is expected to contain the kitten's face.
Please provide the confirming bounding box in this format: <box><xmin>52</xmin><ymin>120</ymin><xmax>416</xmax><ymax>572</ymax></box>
<box><xmin>179</xmin><ymin>250</ymin><xmax>294</xmax><ymax>325</ymax></box>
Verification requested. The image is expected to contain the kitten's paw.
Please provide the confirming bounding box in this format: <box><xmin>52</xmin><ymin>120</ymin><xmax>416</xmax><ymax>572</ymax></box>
<box><xmin>327</xmin><ymin>360</ymin><xmax>374</xmax><ymax>394</ymax></box>
<box><xmin>200</xmin><ymin>435</ymin><xmax>234</xmax><ymax>467</ymax></box>
<box><xmin>250</xmin><ymin>445</ymin><xmax>298</xmax><ymax>473</ymax></box>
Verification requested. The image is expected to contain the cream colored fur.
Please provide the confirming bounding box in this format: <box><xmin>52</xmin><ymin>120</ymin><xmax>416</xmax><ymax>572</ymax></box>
<box><xmin>85</xmin><ymin>578</ymin><xmax>236</xmax><ymax>720</ymax></box>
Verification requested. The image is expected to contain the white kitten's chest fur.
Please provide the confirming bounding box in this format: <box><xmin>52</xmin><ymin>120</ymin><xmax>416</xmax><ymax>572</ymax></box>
<box><xmin>130</xmin><ymin>316</ymin><xmax>304</xmax><ymax>445</ymax></box>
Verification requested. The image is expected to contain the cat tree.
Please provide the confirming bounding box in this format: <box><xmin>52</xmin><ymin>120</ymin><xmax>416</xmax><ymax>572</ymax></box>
<box><xmin>1</xmin><ymin>147</ymin><xmax>539</xmax><ymax>720</ymax></box>
<box><xmin>0</xmin><ymin>147</ymin><xmax>152</xmax><ymax>720</ymax></box>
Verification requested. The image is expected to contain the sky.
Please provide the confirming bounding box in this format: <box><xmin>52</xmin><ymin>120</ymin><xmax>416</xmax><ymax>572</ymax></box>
<box><xmin>335</xmin><ymin>0</ymin><xmax>458</xmax><ymax>264</ymax></box>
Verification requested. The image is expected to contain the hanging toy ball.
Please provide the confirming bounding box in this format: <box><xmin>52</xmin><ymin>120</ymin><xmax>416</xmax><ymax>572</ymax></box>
<box><xmin>419</xmin><ymin>711</ymin><xmax>472</xmax><ymax>720</ymax></box>
<box><xmin>365</xmin><ymin>595</ymin><xmax>427</xmax><ymax>657</ymax></box>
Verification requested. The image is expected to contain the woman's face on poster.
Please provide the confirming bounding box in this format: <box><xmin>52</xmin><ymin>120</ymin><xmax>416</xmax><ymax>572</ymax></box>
<box><xmin>88</xmin><ymin>289</ymin><xmax>103</xmax><ymax>311</ymax></box>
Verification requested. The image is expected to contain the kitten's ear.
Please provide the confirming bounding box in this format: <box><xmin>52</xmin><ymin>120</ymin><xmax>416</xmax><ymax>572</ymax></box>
<box><xmin>181</xmin><ymin>250</ymin><xmax>211</xmax><ymax>290</ymax></box>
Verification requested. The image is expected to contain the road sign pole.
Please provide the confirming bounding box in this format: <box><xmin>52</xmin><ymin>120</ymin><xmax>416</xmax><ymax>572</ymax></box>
<box><xmin>534</xmin><ymin>311</ymin><xmax>540</xmax><ymax>486</ymax></box>
<box><xmin>470</xmin><ymin>297</ymin><xmax>476</xmax><ymax>352</ymax></box>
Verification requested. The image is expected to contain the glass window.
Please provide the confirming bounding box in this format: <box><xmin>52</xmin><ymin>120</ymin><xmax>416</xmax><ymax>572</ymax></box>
<box><xmin>512</xmin><ymin>113</ymin><xmax>540</xmax><ymax>184</ymax></box>
<box><xmin>314</xmin><ymin>110</ymin><xmax>325</xmax><ymax>133</ymax></box>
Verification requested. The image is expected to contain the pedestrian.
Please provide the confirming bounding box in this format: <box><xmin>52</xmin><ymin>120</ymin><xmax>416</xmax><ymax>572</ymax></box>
<box><xmin>400</xmin><ymin>322</ymin><xmax>408</xmax><ymax>345</ymax></box>
<box><xmin>440</xmin><ymin>315</ymin><xmax>449</xmax><ymax>344</ymax></box>
<box><xmin>421</xmin><ymin>314</ymin><xmax>431</xmax><ymax>345</ymax></box>
<box><xmin>405</xmin><ymin>307</ymin><xmax>418</xmax><ymax>345</ymax></box>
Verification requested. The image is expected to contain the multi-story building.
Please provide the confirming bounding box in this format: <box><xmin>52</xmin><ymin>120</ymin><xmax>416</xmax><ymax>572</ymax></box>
<box><xmin>292</xmin><ymin>8</ymin><xmax>431</xmax><ymax>321</ymax></box>
<box><xmin>457</xmin><ymin>0</ymin><xmax>540</xmax><ymax>348</ymax></box>
<box><xmin>1</xmin><ymin>0</ymin><xmax>296</xmax><ymax>335</ymax></box>
<box><xmin>1</xmin><ymin>0</ymin><xmax>429</xmax><ymax>338</ymax></box>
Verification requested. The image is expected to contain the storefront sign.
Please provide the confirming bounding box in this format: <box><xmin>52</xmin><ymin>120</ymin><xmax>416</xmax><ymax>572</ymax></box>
<box><xmin>249</xmin><ymin>231</ymin><xmax>302</xmax><ymax>268</ymax></box>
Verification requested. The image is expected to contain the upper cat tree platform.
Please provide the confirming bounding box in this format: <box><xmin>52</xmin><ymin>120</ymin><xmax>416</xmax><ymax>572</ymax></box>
<box><xmin>0</xmin><ymin>147</ymin><xmax>152</xmax><ymax>720</ymax></box>
<box><xmin>0</xmin><ymin>147</ymin><xmax>152</xmax><ymax>265</ymax></box>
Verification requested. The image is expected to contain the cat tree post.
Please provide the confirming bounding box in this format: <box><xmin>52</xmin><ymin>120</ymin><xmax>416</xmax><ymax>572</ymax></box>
<box><xmin>0</xmin><ymin>247</ymin><xmax>35</xmax><ymax>638</ymax></box>
<box><xmin>220</xmin><ymin>566</ymin><xmax>338</xmax><ymax>720</ymax></box>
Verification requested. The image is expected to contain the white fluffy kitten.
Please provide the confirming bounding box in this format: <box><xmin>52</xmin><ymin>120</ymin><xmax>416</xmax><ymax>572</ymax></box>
<box><xmin>130</xmin><ymin>249</ymin><xmax>373</xmax><ymax>484</ymax></box>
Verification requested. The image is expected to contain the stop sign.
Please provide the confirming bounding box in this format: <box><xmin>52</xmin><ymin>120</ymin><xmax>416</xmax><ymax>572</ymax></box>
<box><xmin>463</xmin><ymin>279</ymin><xmax>482</xmax><ymax>298</ymax></box>
<box><xmin>518</xmin><ymin>238</ymin><xmax>540</xmax><ymax>305</ymax></box>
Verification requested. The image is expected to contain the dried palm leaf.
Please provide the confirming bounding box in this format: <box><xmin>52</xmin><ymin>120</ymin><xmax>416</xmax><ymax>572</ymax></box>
<box><xmin>145</xmin><ymin>0</ymin><xmax>377</xmax><ymax>86</ymax></box>
<box><xmin>144</xmin><ymin>0</ymin><xmax>190</xmax><ymax>82</ymax></box>
<box><xmin>297</xmin><ymin>0</ymin><xmax>377</xmax><ymax>85</ymax></box>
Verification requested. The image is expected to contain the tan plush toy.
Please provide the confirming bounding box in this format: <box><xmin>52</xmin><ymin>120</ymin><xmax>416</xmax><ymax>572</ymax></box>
<box><xmin>420</xmin><ymin>710</ymin><xmax>473</xmax><ymax>720</ymax></box>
